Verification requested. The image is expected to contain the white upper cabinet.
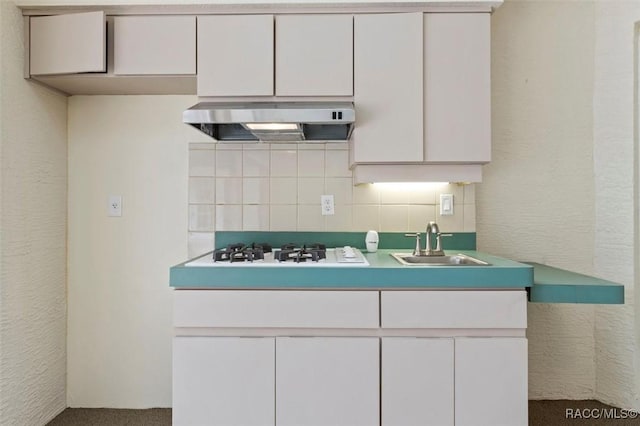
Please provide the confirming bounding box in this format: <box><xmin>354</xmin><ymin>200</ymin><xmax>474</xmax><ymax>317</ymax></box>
<box><xmin>113</xmin><ymin>16</ymin><xmax>196</xmax><ymax>75</ymax></box>
<box><xmin>424</xmin><ymin>13</ymin><xmax>491</xmax><ymax>163</ymax></box>
<box><xmin>30</xmin><ymin>11</ymin><xmax>106</xmax><ymax>75</ymax></box>
<box><xmin>353</xmin><ymin>13</ymin><xmax>424</xmax><ymax>163</ymax></box>
<box><xmin>275</xmin><ymin>15</ymin><xmax>353</xmax><ymax>96</ymax></box>
<box><xmin>197</xmin><ymin>15</ymin><xmax>274</xmax><ymax>96</ymax></box>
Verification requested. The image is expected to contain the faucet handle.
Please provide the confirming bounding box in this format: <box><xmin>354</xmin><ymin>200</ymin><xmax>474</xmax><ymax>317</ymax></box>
<box><xmin>404</xmin><ymin>233</ymin><xmax>422</xmax><ymax>256</ymax></box>
<box><xmin>435</xmin><ymin>232</ymin><xmax>453</xmax><ymax>252</ymax></box>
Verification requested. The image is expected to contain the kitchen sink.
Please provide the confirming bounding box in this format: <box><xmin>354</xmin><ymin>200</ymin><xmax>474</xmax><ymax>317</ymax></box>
<box><xmin>390</xmin><ymin>253</ymin><xmax>491</xmax><ymax>266</ymax></box>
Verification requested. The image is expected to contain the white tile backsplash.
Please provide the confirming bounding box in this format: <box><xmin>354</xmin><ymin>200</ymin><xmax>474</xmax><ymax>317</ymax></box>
<box><xmin>352</xmin><ymin>205</ymin><xmax>380</xmax><ymax>232</ymax></box>
<box><xmin>436</xmin><ymin>208</ymin><xmax>464</xmax><ymax>233</ymax></box>
<box><xmin>380</xmin><ymin>205</ymin><xmax>409</xmax><ymax>232</ymax></box>
<box><xmin>189</xmin><ymin>204</ymin><xmax>215</xmax><ymax>232</ymax></box>
<box><xmin>464</xmin><ymin>184</ymin><xmax>476</xmax><ymax>204</ymax></box>
<box><xmin>215</xmin><ymin>150</ymin><xmax>243</xmax><ymax>177</ymax></box>
<box><xmin>189</xmin><ymin>149</ymin><xmax>216</xmax><ymax>177</ymax></box>
<box><xmin>408</xmin><ymin>186</ymin><xmax>437</xmax><ymax>205</ymax></box>
<box><xmin>270</xmin><ymin>205</ymin><xmax>297</xmax><ymax>231</ymax></box>
<box><xmin>436</xmin><ymin>184</ymin><xmax>464</xmax><ymax>204</ymax></box>
<box><xmin>243</xmin><ymin>205</ymin><xmax>270</xmax><ymax>231</ymax></box>
<box><xmin>353</xmin><ymin>183</ymin><xmax>380</xmax><ymax>205</ymax></box>
<box><xmin>243</xmin><ymin>150</ymin><xmax>270</xmax><ymax>176</ymax></box>
<box><xmin>297</xmin><ymin>205</ymin><xmax>325</xmax><ymax>231</ymax></box>
<box><xmin>243</xmin><ymin>177</ymin><xmax>270</xmax><ymax>204</ymax></box>
<box><xmin>215</xmin><ymin>177</ymin><xmax>243</xmax><ymax>205</ymax></box>
<box><xmin>187</xmin><ymin>146</ymin><xmax>476</xmax><ymax>249</ymax></box>
<box><xmin>270</xmin><ymin>178</ymin><xmax>298</xmax><ymax>204</ymax></box>
<box><xmin>326</xmin><ymin>204</ymin><xmax>353</xmax><ymax>231</ymax></box>
<box><xmin>409</xmin><ymin>205</ymin><xmax>437</xmax><ymax>231</ymax></box>
<box><xmin>215</xmin><ymin>205</ymin><xmax>243</xmax><ymax>231</ymax></box>
<box><xmin>298</xmin><ymin>150</ymin><xmax>325</xmax><ymax>177</ymax></box>
<box><xmin>463</xmin><ymin>204</ymin><xmax>476</xmax><ymax>232</ymax></box>
<box><xmin>297</xmin><ymin>178</ymin><xmax>325</xmax><ymax>205</ymax></box>
<box><xmin>325</xmin><ymin>177</ymin><xmax>353</xmax><ymax>205</ymax></box>
<box><xmin>380</xmin><ymin>187</ymin><xmax>410</xmax><ymax>205</ymax></box>
<box><xmin>325</xmin><ymin>150</ymin><xmax>351</xmax><ymax>177</ymax></box>
<box><xmin>189</xmin><ymin>177</ymin><xmax>215</xmax><ymax>204</ymax></box>
<box><xmin>271</xmin><ymin>150</ymin><xmax>298</xmax><ymax>176</ymax></box>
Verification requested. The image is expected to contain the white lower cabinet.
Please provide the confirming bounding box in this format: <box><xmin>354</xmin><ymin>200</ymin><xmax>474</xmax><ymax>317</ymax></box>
<box><xmin>455</xmin><ymin>337</ymin><xmax>528</xmax><ymax>426</ymax></box>
<box><xmin>382</xmin><ymin>337</ymin><xmax>454</xmax><ymax>426</ymax></box>
<box><xmin>173</xmin><ymin>337</ymin><xmax>275</xmax><ymax>426</ymax></box>
<box><xmin>173</xmin><ymin>290</ymin><xmax>528</xmax><ymax>426</ymax></box>
<box><xmin>276</xmin><ymin>337</ymin><xmax>380</xmax><ymax>426</ymax></box>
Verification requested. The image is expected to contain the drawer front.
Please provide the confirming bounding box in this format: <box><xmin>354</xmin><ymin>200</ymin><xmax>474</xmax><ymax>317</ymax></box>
<box><xmin>174</xmin><ymin>290</ymin><xmax>379</xmax><ymax>328</ymax></box>
<box><xmin>381</xmin><ymin>291</ymin><xmax>527</xmax><ymax>329</ymax></box>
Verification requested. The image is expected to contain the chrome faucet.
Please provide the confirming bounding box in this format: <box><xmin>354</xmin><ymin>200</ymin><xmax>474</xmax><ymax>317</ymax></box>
<box><xmin>405</xmin><ymin>221</ymin><xmax>451</xmax><ymax>256</ymax></box>
<box><xmin>425</xmin><ymin>221</ymin><xmax>444</xmax><ymax>256</ymax></box>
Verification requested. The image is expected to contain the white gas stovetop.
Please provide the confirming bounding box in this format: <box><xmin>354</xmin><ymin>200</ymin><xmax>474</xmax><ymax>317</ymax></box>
<box><xmin>186</xmin><ymin>246</ymin><xmax>369</xmax><ymax>267</ymax></box>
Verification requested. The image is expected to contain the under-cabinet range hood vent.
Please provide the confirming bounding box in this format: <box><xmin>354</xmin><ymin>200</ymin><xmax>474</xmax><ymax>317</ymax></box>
<box><xmin>183</xmin><ymin>102</ymin><xmax>355</xmax><ymax>143</ymax></box>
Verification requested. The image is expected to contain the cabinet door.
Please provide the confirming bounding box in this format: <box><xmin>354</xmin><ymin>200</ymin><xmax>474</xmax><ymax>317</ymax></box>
<box><xmin>113</xmin><ymin>16</ymin><xmax>196</xmax><ymax>75</ymax></box>
<box><xmin>455</xmin><ymin>338</ymin><xmax>528</xmax><ymax>426</ymax></box>
<box><xmin>275</xmin><ymin>15</ymin><xmax>353</xmax><ymax>96</ymax></box>
<box><xmin>276</xmin><ymin>337</ymin><xmax>379</xmax><ymax>426</ymax></box>
<box><xmin>353</xmin><ymin>13</ymin><xmax>423</xmax><ymax>163</ymax></box>
<box><xmin>424</xmin><ymin>13</ymin><xmax>491</xmax><ymax>163</ymax></box>
<box><xmin>382</xmin><ymin>338</ymin><xmax>454</xmax><ymax>426</ymax></box>
<box><xmin>30</xmin><ymin>11</ymin><xmax>106</xmax><ymax>75</ymax></box>
<box><xmin>197</xmin><ymin>15</ymin><xmax>274</xmax><ymax>96</ymax></box>
<box><xmin>173</xmin><ymin>337</ymin><xmax>274</xmax><ymax>426</ymax></box>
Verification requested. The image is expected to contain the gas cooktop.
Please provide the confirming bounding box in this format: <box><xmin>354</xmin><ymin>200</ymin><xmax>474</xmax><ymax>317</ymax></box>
<box><xmin>185</xmin><ymin>243</ymin><xmax>369</xmax><ymax>267</ymax></box>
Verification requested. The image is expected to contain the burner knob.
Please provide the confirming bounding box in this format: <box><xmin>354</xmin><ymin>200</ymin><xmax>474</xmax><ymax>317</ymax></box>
<box><xmin>343</xmin><ymin>246</ymin><xmax>356</xmax><ymax>258</ymax></box>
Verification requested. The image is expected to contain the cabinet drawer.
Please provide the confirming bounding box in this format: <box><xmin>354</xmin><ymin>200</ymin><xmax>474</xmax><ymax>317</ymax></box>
<box><xmin>174</xmin><ymin>290</ymin><xmax>379</xmax><ymax>328</ymax></box>
<box><xmin>381</xmin><ymin>291</ymin><xmax>526</xmax><ymax>329</ymax></box>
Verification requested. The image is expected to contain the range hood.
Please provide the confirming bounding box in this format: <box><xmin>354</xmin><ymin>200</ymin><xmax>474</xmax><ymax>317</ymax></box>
<box><xmin>183</xmin><ymin>102</ymin><xmax>355</xmax><ymax>143</ymax></box>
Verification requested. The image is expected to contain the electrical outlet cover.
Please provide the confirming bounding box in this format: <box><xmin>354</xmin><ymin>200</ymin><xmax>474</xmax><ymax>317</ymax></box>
<box><xmin>108</xmin><ymin>195</ymin><xmax>122</xmax><ymax>217</ymax></box>
<box><xmin>321</xmin><ymin>194</ymin><xmax>335</xmax><ymax>216</ymax></box>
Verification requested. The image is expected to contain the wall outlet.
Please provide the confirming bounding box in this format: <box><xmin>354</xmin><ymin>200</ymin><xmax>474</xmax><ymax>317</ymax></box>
<box><xmin>321</xmin><ymin>195</ymin><xmax>335</xmax><ymax>216</ymax></box>
<box><xmin>108</xmin><ymin>195</ymin><xmax>122</xmax><ymax>217</ymax></box>
<box><xmin>440</xmin><ymin>194</ymin><xmax>454</xmax><ymax>216</ymax></box>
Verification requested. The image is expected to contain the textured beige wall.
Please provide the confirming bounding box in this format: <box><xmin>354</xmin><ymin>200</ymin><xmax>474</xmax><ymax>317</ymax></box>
<box><xmin>485</xmin><ymin>0</ymin><xmax>639</xmax><ymax>408</ymax></box>
<box><xmin>67</xmin><ymin>96</ymin><xmax>196</xmax><ymax>407</ymax></box>
<box><xmin>481</xmin><ymin>0</ymin><xmax>598</xmax><ymax>399</ymax></box>
<box><xmin>592</xmin><ymin>2</ymin><xmax>638</xmax><ymax>409</ymax></box>
<box><xmin>0</xmin><ymin>1</ymin><xmax>68</xmax><ymax>424</ymax></box>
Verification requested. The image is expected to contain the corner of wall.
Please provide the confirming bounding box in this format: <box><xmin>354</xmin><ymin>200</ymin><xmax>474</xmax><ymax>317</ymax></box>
<box><xmin>1</xmin><ymin>1</ymin><xmax>68</xmax><ymax>423</ymax></box>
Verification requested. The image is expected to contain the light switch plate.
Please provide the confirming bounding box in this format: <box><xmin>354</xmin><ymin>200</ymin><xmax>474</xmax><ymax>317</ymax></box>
<box><xmin>440</xmin><ymin>194</ymin><xmax>454</xmax><ymax>216</ymax></box>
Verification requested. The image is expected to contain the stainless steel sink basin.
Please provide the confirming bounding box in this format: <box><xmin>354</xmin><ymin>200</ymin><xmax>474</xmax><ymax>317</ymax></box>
<box><xmin>391</xmin><ymin>253</ymin><xmax>491</xmax><ymax>266</ymax></box>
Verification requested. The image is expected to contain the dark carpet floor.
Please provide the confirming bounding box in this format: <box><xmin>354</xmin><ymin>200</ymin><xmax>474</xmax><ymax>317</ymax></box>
<box><xmin>47</xmin><ymin>400</ymin><xmax>640</xmax><ymax>425</ymax></box>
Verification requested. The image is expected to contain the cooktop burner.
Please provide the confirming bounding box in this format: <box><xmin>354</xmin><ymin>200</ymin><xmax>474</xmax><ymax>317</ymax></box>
<box><xmin>193</xmin><ymin>243</ymin><xmax>368</xmax><ymax>267</ymax></box>
<box><xmin>274</xmin><ymin>243</ymin><xmax>327</xmax><ymax>263</ymax></box>
<box><xmin>213</xmin><ymin>243</ymin><xmax>272</xmax><ymax>263</ymax></box>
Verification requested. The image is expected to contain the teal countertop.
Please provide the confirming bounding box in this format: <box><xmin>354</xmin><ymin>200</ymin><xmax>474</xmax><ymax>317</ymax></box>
<box><xmin>170</xmin><ymin>233</ymin><xmax>623</xmax><ymax>303</ymax></box>
<box><xmin>170</xmin><ymin>249</ymin><xmax>533</xmax><ymax>289</ymax></box>
<box><xmin>526</xmin><ymin>262</ymin><xmax>624</xmax><ymax>304</ymax></box>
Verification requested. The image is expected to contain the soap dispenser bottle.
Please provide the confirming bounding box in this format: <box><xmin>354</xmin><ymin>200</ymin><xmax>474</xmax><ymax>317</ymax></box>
<box><xmin>365</xmin><ymin>230</ymin><xmax>379</xmax><ymax>253</ymax></box>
